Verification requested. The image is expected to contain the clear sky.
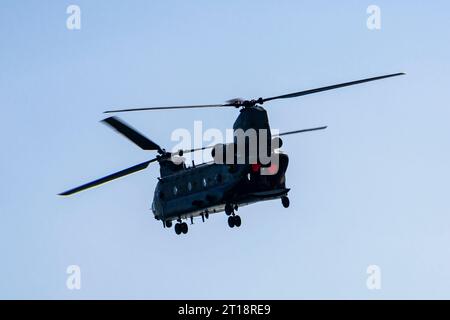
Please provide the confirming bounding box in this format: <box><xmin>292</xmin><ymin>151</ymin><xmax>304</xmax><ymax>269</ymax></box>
<box><xmin>1</xmin><ymin>0</ymin><xmax>449</xmax><ymax>299</ymax></box>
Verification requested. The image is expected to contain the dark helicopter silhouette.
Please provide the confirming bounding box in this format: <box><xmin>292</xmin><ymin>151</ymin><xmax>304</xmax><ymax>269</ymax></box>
<box><xmin>59</xmin><ymin>72</ymin><xmax>404</xmax><ymax>235</ymax></box>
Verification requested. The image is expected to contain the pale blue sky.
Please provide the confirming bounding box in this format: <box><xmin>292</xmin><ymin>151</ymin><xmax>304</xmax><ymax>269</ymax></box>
<box><xmin>1</xmin><ymin>1</ymin><xmax>450</xmax><ymax>299</ymax></box>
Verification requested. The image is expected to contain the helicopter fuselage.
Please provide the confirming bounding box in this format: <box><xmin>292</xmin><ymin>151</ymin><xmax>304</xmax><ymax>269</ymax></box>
<box><xmin>151</xmin><ymin>153</ymin><xmax>290</xmax><ymax>223</ymax></box>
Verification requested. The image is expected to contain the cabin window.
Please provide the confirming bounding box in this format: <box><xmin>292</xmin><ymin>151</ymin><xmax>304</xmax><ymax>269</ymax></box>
<box><xmin>187</xmin><ymin>182</ymin><xmax>192</xmax><ymax>191</ymax></box>
<box><xmin>202</xmin><ymin>178</ymin><xmax>207</xmax><ymax>188</ymax></box>
<box><xmin>173</xmin><ymin>186</ymin><xmax>178</xmax><ymax>195</ymax></box>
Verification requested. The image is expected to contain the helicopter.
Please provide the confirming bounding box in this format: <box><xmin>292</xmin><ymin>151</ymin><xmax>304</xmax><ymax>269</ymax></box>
<box><xmin>59</xmin><ymin>72</ymin><xmax>404</xmax><ymax>235</ymax></box>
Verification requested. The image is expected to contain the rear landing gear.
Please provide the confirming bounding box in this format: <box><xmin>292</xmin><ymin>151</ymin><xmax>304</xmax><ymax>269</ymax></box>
<box><xmin>225</xmin><ymin>203</ymin><xmax>233</xmax><ymax>216</ymax></box>
<box><xmin>281</xmin><ymin>196</ymin><xmax>290</xmax><ymax>208</ymax></box>
<box><xmin>234</xmin><ymin>215</ymin><xmax>241</xmax><ymax>227</ymax></box>
<box><xmin>228</xmin><ymin>215</ymin><xmax>242</xmax><ymax>228</ymax></box>
<box><xmin>227</xmin><ymin>216</ymin><xmax>234</xmax><ymax>228</ymax></box>
<box><xmin>174</xmin><ymin>222</ymin><xmax>188</xmax><ymax>235</ymax></box>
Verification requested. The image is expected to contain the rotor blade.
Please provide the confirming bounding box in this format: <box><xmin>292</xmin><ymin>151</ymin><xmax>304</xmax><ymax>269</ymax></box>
<box><xmin>104</xmin><ymin>104</ymin><xmax>234</xmax><ymax>113</ymax></box>
<box><xmin>182</xmin><ymin>145</ymin><xmax>214</xmax><ymax>154</ymax></box>
<box><xmin>58</xmin><ymin>159</ymin><xmax>157</xmax><ymax>196</ymax></box>
<box><xmin>263</xmin><ymin>73</ymin><xmax>405</xmax><ymax>103</ymax></box>
<box><xmin>102</xmin><ymin>116</ymin><xmax>163</xmax><ymax>153</ymax></box>
<box><xmin>277</xmin><ymin>126</ymin><xmax>328</xmax><ymax>137</ymax></box>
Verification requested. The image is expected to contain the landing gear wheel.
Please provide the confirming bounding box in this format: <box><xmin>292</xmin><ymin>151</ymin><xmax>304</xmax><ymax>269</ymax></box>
<box><xmin>165</xmin><ymin>220</ymin><xmax>172</xmax><ymax>228</ymax></box>
<box><xmin>181</xmin><ymin>222</ymin><xmax>188</xmax><ymax>234</ymax></box>
<box><xmin>234</xmin><ymin>215</ymin><xmax>241</xmax><ymax>227</ymax></box>
<box><xmin>225</xmin><ymin>203</ymin><xmax>233</xmax><ymax>216</ymax></box>
<box><xmin>281</xmin><ymin>196</ymin><xmax>290</xmax><ymax>208</ymax></box>
<box><xmin>228</xmin><ymin>216</ymin><xmax>235</xmax><ymax>228</ymax></box>
<box><xmin>174</xmin><ymin>223</ymin><xmax>182</xmax><ymax>235</ymax></box>
<box><xmin>228</xmin><ymin>215</ymin><xmax>241</xmax><ymax>228</ymax></box>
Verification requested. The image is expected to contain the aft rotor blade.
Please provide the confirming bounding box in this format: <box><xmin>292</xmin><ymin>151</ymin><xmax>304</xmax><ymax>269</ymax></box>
<box><xmin>182</xmin><ymin>145</ymin><xmax>214</xmax><ymax>154</ymax></box>
<box><xmin>263</xmin><ymin>73</ymin><xmax>405</xmax><ymax>103</ymax></box>
<box><xmin>58</xmin><ymin>159</ymin><xmax>157</xmax><ymax>196</ymax></box>
<box><xmin>277</xmin><ymin>126</ymin><xmax>328</xmax><ymax>137</ymax></box>
<box><xmin>102</xmin><ymin>117</ymin><xmax>163</xmax><ymax>153</ymax></box>
<box><xmin>104</xmin><ymin>104</ymin><xmax>234</xmax><ymax>113</ymax></box>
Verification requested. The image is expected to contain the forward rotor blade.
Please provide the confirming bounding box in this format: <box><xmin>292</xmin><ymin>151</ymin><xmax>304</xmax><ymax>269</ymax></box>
<box><xmin>263</xmin><ymin>73</ymin><xmax>405</xmax><ymax>103</ymax></box>
<box><xmin>104</xmin><ymin>104</ymin><xmax>234</xmax><ymax>113</ymax></box>
<box><xmin>104</xmin><ymin>73</ymin><xmax>404</xmax><ymax>114</ymax></box>
<box><xmin>277</xmin><ymin>126</ymin><xmax>328</xmax><ymax>137</ymax></box>
<box><xmin>58</xmin><ymin>159</ymin><xmax>157</xmax><ymax>196</ymax></box>
<box><xmin>102</xmin><ymin>117</ymin><xmax>163</xmax><ymax>153</ymax></box>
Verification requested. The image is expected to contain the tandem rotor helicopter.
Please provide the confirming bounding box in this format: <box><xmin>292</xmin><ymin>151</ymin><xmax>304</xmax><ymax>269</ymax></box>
<box><xmin>60</xmin><ymin>73</ymin><xmax>404</xmax><ymax>235</ymax></box>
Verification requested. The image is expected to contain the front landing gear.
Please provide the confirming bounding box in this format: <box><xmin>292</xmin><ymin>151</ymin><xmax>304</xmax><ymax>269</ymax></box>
<box><xmin>228</xmin><ymin>215</ymin><xmax>242</xmax><ymax>228</ymax></box>
<box><xmin>281</xmin><ymin>196</ymin><xmax>290</xmax><ymax>208</ymax></box>
<box><xmin>174</xmin><ymin>222</ymin><xmax>188</xmax><ymax>235</ymax></box>
<box><xmin>164</xmin><ymin>220</ymin><xmax>172</xmax><ymax>228</ymax></box>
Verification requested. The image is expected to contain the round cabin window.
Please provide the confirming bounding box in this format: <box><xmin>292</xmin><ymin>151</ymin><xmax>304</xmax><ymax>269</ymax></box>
<box><xmin>202</xmin><ymin>178</ymin><xmax>207</xmax><ymax>188</ymax></box>
<box><xmin>187</xmin><ymin>182</ymin><xmax>192</xmax><ymax>191</ymax></box>
<box><xmin>173</xmin><ymin>186</ymin><xmax>178</xmax><ymax>195</ymax></box>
